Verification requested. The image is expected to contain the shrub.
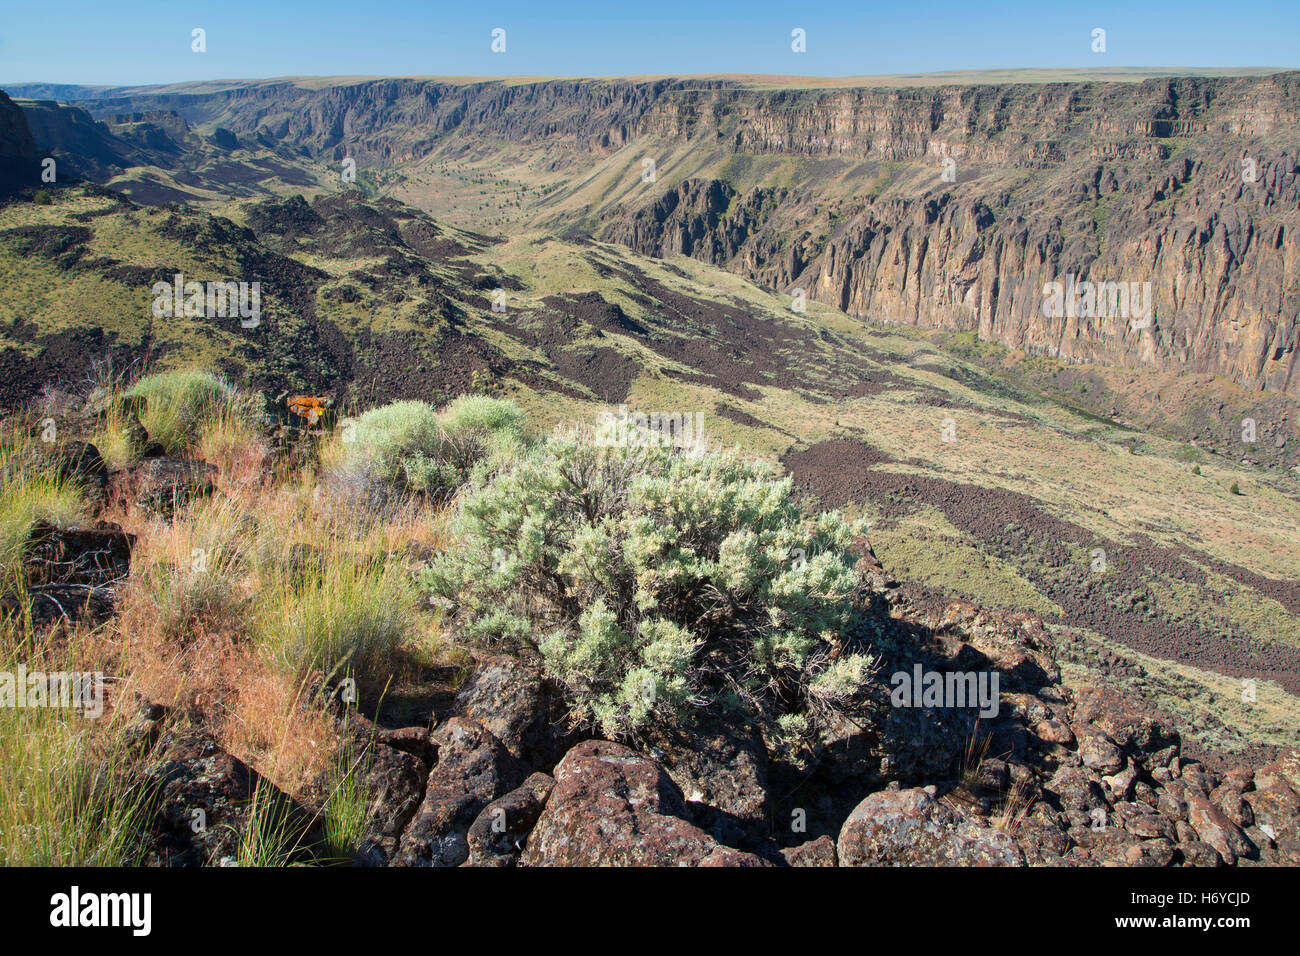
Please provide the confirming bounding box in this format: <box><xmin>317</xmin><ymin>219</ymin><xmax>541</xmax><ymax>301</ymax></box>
<box><xmin>327</xmin><ymin>395</ymin><xmax>525</xmax><ymax>506</ymax></box>
<box><xmin>422</xmin><ymin>433</ymin><xmax>875</xmax><ymax>740</ymax></box>
<box><xmin>32</xmin><ymin>190</ymin><xmax>51</xmax><ymax>206</ymax></box>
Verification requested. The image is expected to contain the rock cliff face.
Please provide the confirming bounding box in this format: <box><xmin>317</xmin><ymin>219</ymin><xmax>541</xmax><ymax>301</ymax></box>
<box><xmin>10</xmin><ymin>73</ymin><xmax>1298</xmax><ymax>394</ymax></box>
<box><xmin>0</xmin><ymin>91</ymin><xmax>39</xmax><ymax>195</ymax></box>
<box><xmin>16</xmin><ymin>100</ymin><xmax>191</xmax><ymax>180</ymax></box>
<box><xmin>600</xmin><ymin>76</ymin><xmax>1300</xmax><ymax>397</ymax></box>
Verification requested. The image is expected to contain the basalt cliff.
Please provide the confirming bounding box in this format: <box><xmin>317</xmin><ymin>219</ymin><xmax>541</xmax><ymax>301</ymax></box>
<box><xmin>6</xmin><ymin>73</ymin><xmax>1300</xmax><ymax>395</ymax></box>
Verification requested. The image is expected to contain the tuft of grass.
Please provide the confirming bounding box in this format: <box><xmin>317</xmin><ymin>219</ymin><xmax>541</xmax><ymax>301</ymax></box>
<box><xmin>127</xmin><ymin>370</ymin><xmax>257</xmax><ymax>457</ymax></box>
<box><xmin>92</xmin><ymin>397</ymin><xmax>139</xmax><ymax>470</ymax></box>
<box><xmin>959</xmin><ymin>722</ymin><xmax>993</xmax><ymax>791</ymax></box>
<box><xmin>128</xmin><ymin>495</ymin><xmax>252</xmax><ymax>644</ymax></box>
<box><xmin>0</xmin><ymin>636</ymin><xmax>156</xmax><ymax>865</ymax></box>
<box><xmin>234</xmin><ymin>778</ymin><xmax>306</xmax><ymax>867</ymax></box>
<box><xmin>254</xmin><ymin>552</ymin><xmax>416</xmax><ymax>692</ymax></box>
<box><xmin>0</xmin><ymin>424</ymin><xmax>89</xmax><ymax>594</ymax></box>
<box><xmin>319</xmin><ymin>739</ymin><xmax>375</xmax><ymax>863</ymax></box>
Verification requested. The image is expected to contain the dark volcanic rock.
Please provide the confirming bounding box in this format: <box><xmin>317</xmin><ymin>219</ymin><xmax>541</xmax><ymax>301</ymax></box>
<box><xmin>115</xmin><ymin>457</ymin><xmax>217</xmax><ymax>518</ymax></box>
<box><xmin>452</xmin><ymin>655</ymin><xmax>560</xmax><ymax>768</ymax></box>
<box><xmin>781</xmin><ymin>835</ymin><xmax>838</xmax><ymax>867</ymax></box>
<box><xmin>465</xmin><ymin>772</ymin><xmax>554</xmax><ymax>867</ymax></box>
<box><xmin>145</xmin><ymin>730</ymin><xmax>319</xmax><ymax>866</ymax></box>
<box><xmin>838</xmin><ymin>788</ymin><xmax>1025</xmax><ymax>866</ymax></box>
<box><xmin>347</xmin><ymin>735</ymin><xmax>427</xmax><ymax>866</ymax></box>
<box><xmin>521</xmin><ymin>740</ymin><xmax>768</xmax><ymax>867</ymax></box>
<box><xmin>16</xmin><ymin>520</ymin><xmax>135</xmax><ymax>627</ymax></box>
<box><xmin>394</xmin><ymin>717</ymin><xmax>524</xmax><ymax>867</ymax></box>
<box><xmin>647</xmin><ymin>707</ymin><xmax>771</xmax><ymax>850</ymax></box>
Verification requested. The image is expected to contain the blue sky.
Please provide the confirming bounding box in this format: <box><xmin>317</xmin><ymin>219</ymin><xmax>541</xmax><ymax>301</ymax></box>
<box><xmin>2</xmin><ymin>0</ymin><xmax>1297</xmax><ymax>86</ymax></box>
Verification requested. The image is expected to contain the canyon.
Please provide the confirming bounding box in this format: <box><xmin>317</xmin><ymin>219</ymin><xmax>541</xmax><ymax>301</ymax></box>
<box><xmin>6</xmin><ymin>72</ymin><xmax>1297</xmax><ymax>397</ymax></box>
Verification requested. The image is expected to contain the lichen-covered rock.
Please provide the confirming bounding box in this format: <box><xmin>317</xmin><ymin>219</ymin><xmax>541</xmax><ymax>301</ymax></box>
<box><xmin>837</xmin><ymin>788</ymin><xmax>1025</xmax><ymax>866</ymax></box>
<box><xmin>117</xmin><ymin>458</ymin><xmax>217</xmax><ymax>518</ymax></box>
<box><xmin>452</xmin><ymin>655</ymin><xmax>560</xmax><ymax>768</ymax></box>
<box><xmin>465</xmin><ymin>772</ymin><xmax>554</xmax><ymax>867</ymax></box>
<box><xmin>338</xmin><ymin>725</ymin><xmax>427</xmax><ymax>866</ymax></box>
<box><xmin>646</xmin><ymin>706</ymin><xmax>770</xmax><ymax>850</ymax></box>
<box><xmin>1077</xmin><ymin>729</ymin><xmax>1125</xmax><ymax>775</ymax></box>
<box><xmin>521</xmin><ymin>740</ymin><xmax>768</xmax><ymax>866</ymax></box>
<box><xmin>1185</xmin><ymin>792</ymin><xmax>1255</xmax><ymax>865</ymax></box>
<box><xmin>145</xmin><ymin>730</ymin><xmax>319</xmax><ymax>866</ymax></box>
<box><xmin>1072</xmin><ymin>686</ymin><xmax>1181</xmax><ymax>768</ymax></box>
<box><xmin>781</xmin><ymin>835</ymin><xmax>838</xmax><ymax>867</ymax></box>
<box><xmin>394</xmin><ymin>717</ymin><xmax>524</xmax><ymax>867</ymax></box>
<box><xmin>1246</xmin><ymin>759</ymin><xmax>1300</xmax><ymax>864</ymax></box>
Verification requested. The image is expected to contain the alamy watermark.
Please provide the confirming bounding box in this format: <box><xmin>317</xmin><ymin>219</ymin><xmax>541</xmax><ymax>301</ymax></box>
<box><xmin>1041</xmin><ymin>273</ymin><xmax>1152</xmax><ymax>329</ymax></box>
<box><xmin>594</xmin><ymin>405</ymin><xmax>705</xmax><ymax>449</ymax></box>
<box><xmin>0</xmin><ymin>666</ymin><xmax>104</xmax><ymax>718</ymax></box>
<box><xmin>890</xmin><ymin>664</ymin><xmax>1000</xmax><ymax>718</ymax></box>
<box><xmin>50</xmin><ymin>886</ymin><xmax>150</xmax><ymax>936</ymax></box>
<box><xmin>151</xmin><ymin>272</ymin><xmax>260</xmax><ymax>328</ymax></box>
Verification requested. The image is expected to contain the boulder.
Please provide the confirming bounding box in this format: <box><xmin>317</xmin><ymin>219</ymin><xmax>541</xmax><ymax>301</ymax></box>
<box><xmin>115</xmin><ymin>457</ymin><xmax>218</xmax><ymax>518</ymax></box>
<box><xmin>1072</xmin><ymin>686</ymin><xmax>1180</xmax><ymax>768</ymax></box>
<box><xmin>837</xmin><ymin>788</ymin><xmax>1025</xmax><ymax>866</ymax></box>
<box><xmin>1077</xmin><ymin>729</ymin><xmax>1125</xmax><ymax>775</ymax></box>
<box><xmin>1012</xmin><ymin>816</ymin><xmax>1072</xmax><ymax>865</ymax></box>
<box><xmin>145</xmin><ymin>730</ymin><xmax>319</xmax><ymax>866</ymax></box>
<box><xmin>48</xmin><ymin>441</ymin><xmax>109</xmax><ymax>498</ymax></box>
<box><xmin>1185</xmin><ymin>792</ymin><xmax>1254</xmax><ymax>865</ymax></box>
<box><xmin>1179</xmin><ymin>841</ymin><xmax>1224</xmax><ymax>867</ymax></box>
<box><xmin>646</xmin><ymin>706</ymin><xmax>770</xmax><ymax>849</ymax></box>
<box><xmin>1244</xmin><ymin>763</ymin><xmax>1300</xmax><ymax>864</ymax></box>
<box><xmin>521</xmin><ymin>740</ymin><xmax>768</xmax><ymax>866</ymax></box>
<box><xmin>341</xmin><ymin>727</ymin><xmax>427</xmax><ymax>866</ymax></box>
<box><xmin>18</xmin><ymin>520</ymin><xmax>135</xmax><ymax>627</ymax></box>
<box><xmin>394</xmin><ymin>717</ymin><xmax>524</xmax><ymax>867</ymax></box>
<box><xmin>465</xmin><ymin>772</ymin><xmax>555</xmax><ymax>867</ymax></box>
<box><xmin>452</xmin><ymin>655</ymin><xmax>558</xmax><ymax>767</ymax></box>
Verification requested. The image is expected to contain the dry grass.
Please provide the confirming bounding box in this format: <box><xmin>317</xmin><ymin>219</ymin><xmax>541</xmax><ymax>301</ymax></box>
<box><xmin>995</xmin><ymin>774</ymin><xmax>1037</xmax><ymax>835</ymax></box>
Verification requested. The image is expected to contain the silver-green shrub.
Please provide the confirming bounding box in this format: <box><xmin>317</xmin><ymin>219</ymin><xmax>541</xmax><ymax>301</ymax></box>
<box><xmin>330</xmin><ymin>395</ymin><xmax>525</xmax><ymax>506</ymax></box>
<box><xmin>421</xmin><ymin>433</ymin><xmax>875</xmax><ymax>740</ymax></box>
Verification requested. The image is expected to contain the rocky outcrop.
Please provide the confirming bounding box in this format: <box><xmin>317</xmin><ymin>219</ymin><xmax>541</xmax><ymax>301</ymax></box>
<box><xmin>112</xmin><ymin>458</ymin><xmax>218</xmax><ymax>518</ymax></box>
<box><xmin>646</xmin><ymin>707</ymin><xmax>771</xmax><ymax>850</ymax></box>
<box><xmin>451</xmin><ymin>655</ymin><xmax>562</xmax><ymax>769</ymax></box>
<box><xmin>145</xmin><ymin>729</ymin><xmax>321</xmax><ymax>866</ymax></box>
<box><xmin>0</xmin><ymin>90</ymin><xmax>39</xmax><ymax>195</ymax></box>
<box><xmin>465</xmin><ymin>772</ymin><xmax>554</xmax><ymax>867</ymax></box>
<box><xmin>14</xmin><ymin>518</ymin><xmax>134</xmax><ymax>627</ymax></box>
<box><xmin>521</xmin><ymin>740</ymin><xmax>768</xmax><ymax>866</ymax></box>
<box><xmin>394</xmin><ymin>717</ymin><xmax>524</xmax><ymax>867</ymax></box>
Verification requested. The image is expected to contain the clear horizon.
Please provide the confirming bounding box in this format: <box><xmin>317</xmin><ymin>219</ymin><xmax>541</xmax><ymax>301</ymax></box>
<box><xmin>1</xmin><ymin>0</ymin><xmax>1297</xmax><ymax>87</ymax></box>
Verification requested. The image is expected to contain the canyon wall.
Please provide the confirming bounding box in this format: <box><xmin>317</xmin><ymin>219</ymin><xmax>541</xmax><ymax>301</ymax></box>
<box><xmin>9</xmin><ymin>73</ymin><xmax>1298</xmax><ymax>394</ymax></box>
